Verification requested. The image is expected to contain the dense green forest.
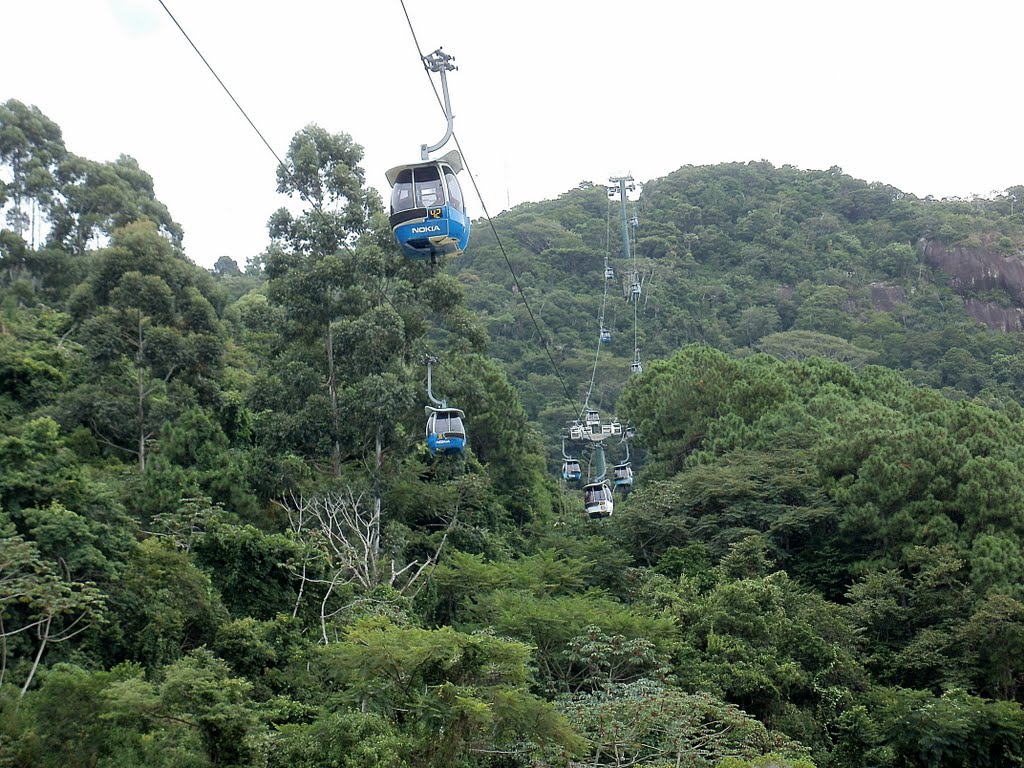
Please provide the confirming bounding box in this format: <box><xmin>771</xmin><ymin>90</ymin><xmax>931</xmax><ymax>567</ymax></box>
<box><xmin>455</xmin><ymin>163</ymin><xmax>1024</xmax><ymax>451</ymax></box>
<box><xmin>4</xmin><ymin>97</ymin><xmax>1024</xmax><ymax>767</ymax></box>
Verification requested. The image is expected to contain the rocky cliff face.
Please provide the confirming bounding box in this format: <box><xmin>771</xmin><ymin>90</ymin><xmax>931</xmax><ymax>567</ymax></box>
<box><xmin>921</xmin><ymin>240</ymin><xmax>1024</xmax><ymax>299</ymax></box>
<box><xmin>869</xmin><ymin>283</ymin><xmax>906</xmax><ymax>312</ymax></box>
<box><xmin>921</xmin><ymin>239</ymin><xmax>1024</xmax><ymax>331</ymax></box>
<box><xmin>962</xmin><ymin>299</ymin><xmax>1024</xmax><ymax>332</ymax></box>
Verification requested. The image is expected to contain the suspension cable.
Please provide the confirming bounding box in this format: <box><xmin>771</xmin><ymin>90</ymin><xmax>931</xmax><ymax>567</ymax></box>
<box><xmin>157</xmin><ymin>0</ymin><xmax>451</xmax><ymax>377</ymax></box>
<box><xmin>395</xmin><ymin>0</ymin><xmax>583</xmax><ymax>422</ymax></box>
<box><xmin>632</xmin><ymin>203</ymin><xmax>639</xmax><ymax>363</ymax></box>
<box><xmin>579</xmin><ymin>196</ymin><xmax>615</xmax><ymax>414</ymax></box>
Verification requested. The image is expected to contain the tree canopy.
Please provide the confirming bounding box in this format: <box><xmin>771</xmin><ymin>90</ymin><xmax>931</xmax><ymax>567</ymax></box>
<box><xmin>6</xmin><ymin>100</ymin><xmax>1024</xmax><ymax>766</ymax></box>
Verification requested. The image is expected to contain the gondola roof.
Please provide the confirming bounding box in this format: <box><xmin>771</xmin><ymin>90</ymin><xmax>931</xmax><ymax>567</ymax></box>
<box><xmin>385</xmin><ymin>149</ymin><xmax>464</xmax><ymax>187</ymax></box>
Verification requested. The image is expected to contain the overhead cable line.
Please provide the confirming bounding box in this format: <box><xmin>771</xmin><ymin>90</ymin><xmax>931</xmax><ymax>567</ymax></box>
<box><xmin>156</xmin><ymin>1</ymin><xmax>286</xmax><ymax>173</ymax></box>
<box><xmin>157</xmin><ymin>0</ymin><xmax>446</xmax><ymax>369</ymax></box>
<box><xmin>395</xmin><ymin>0</ymin><xmax>584</xmax><ymax>422</ymax></box>
<box><xmin>631</xmin><ymin>202</ymin><xmax>641</xmax><ymax>371</ymax></box>
<box><xmin>579</xmin><ymin>197</ymin><xmax>615</xmax><ymax>413</ymax></box>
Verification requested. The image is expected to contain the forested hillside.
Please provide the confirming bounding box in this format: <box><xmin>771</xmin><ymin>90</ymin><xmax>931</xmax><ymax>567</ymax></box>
<box><xmin>4</xmin><ymin>98</ymin><xmax>1024</xmax><ymax>767</ymax></box>
<box><xmin>456</xmin><ymin>163</ymin><xmax>1024</xmax><ymax>443</ymax></box>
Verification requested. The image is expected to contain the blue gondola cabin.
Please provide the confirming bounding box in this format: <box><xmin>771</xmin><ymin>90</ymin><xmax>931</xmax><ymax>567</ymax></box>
<box><xmin>562</xmin><ymin>459</ymin><xmax>582</xmax><ymax>482</ymax></box>
<box><xmin>612</xmin><ymin>462</ymin><xmax>633</xmax><ymax>488</ymax></box>
<box><xmin>425</xmin><ymin>407</ymin><xmax>466</xmax><ymax>457</ymax></box>
<box><xmin>386</xmin><ymin>149</ymin><xmax>470</xmax><ymax>261</ymax></box>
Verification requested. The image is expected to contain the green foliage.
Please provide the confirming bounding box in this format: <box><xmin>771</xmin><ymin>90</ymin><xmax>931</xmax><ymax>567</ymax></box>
<box><xmin>320</xmin><ymin>617</ymin><xmax>583</xmax><ymax>765</ymax></box>
<box><xmin>565</xmin><ymin>626</ymin><xmax>671</xmax><ymax>690</ymax></box>
<box><xmin>105</xmin><ymin>649</ymin><xmax>269</xmax><ymax>767</ymax></box>
<box><xmin>561</xmin><ymin>679</ymin><xmax>809</xmax><ymax>768</ymax></box>
<box><xmin>0</xmin><ymin>416</ymin><xmax>84</xmax><ymax>513</ymax></box>
<box><xmin>861</xmin><ymin>686</ymin><xmax>1024</xmax><ymax>768</ymax></box>
<box><xmin>620</xmin><ymin>347</ymin><xmax>1024</xmax><ymax>576</ymax></box>
<box><xmin>675</xmin><ymin>567</ymin><xmax>863</xmax><ymax>734</ymax></box>
<box><xmin>0</xmin><ymin>99</ymin><xmax>64</xmax><ymax>242</ymax></box>
<box><xmin>959</xmin><ymin>594</ymin><xmax>1024</xmax><ymax>700</ymax></box>
<box><xmin>49</xmin><ymin>153</ymin><xmax>183</xmax><ymax>253</ymax></box>
<box><xmin>754</xmin><ymin>330</ymin><xmax>875</xmax><ymax>367</ymax></box>
<box><xmin>269</xmin><ymin>711</ymin><xmax>412</xmax><ymax>768</ymax></box>
<box><xmin>458</xmin><ymin>160</ymin><xmax>1024</xmax><ymax>466</ymax></box>
<box><xmin>0</xmin><ymin>518</ymin><xmax>107</xmax><ymax>691</ymax></box>
<box><xmin>717</xmin><ymin>755</ymin><xmax>817</xmax><ymax>768</ymax></box>
<box><xmin>10</xmin><ymin>105</ymin><xmax>1024</xmax><ymax>766</ymax></box>
<box><xmin>56</xmin><ymin>219</ymin><xmax>227</xmax><ymax>474</ymax></box>
<box><xmin>469</xmin><ymin>588</ymin><xmax>675</xmax><ymax>695</ymax></box>
<box><xmin>2</xmin><ymin>663</ymin><xmax>141</xmax><ymax>768</ymax></box>
<box><xmin>429</xmin><ymin>547</ymin><xmax>597</xmax><ymax>629</ymax></box>
<box><xmin>212</xmin><ymin>614</ymin><xmax>311</xmax><ymax>701</ymax></box>
<box><xmin>0</xmin><ymin>312</ymin><xmax>67</xmax><ymax>413</ymax></box>
<box><xmin>191</xmin><ymin>523</ymin><xmax>300</xmax><ymax>620</ymax></box>
<box><xmin>101</xmin><ymin>538</ymin><xmax>228</xmax><ymax>669</ymax></box>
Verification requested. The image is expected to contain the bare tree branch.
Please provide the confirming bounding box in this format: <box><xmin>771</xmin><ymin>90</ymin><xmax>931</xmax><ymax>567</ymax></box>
<box><xmin>280</xmin><ymin>489</ymin><xmax>456</xmax><ymax>641</ymax></box>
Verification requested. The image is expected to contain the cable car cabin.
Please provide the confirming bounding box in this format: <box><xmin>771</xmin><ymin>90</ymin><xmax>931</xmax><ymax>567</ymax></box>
<box><xmin>583</xmin><ymin>481</ymin><xmax>614</xmax><ymax>519</ymax></box>
<box><xmin>612</xmin><ymin>462</ymin><xmax>633</xmax><ymax>488</ymax></box>
<box><xmin>604</xmin><ymin>265</ymin><xmax>615</xmax><ymax>280</ymax></box>
<box><xmin>631</xmin><ymin>359</ymin><xmax>643</xmax><ymax>374</ymax></box>
<box><xmin>562</xmin><ymin>459</ymin><xmax>582</xmax><ymax>482</ymax></box>
<box><xmin>600</xmin><ymin>327</ymin><xmax>612</xmax><ymax>343</ymax></box>
<box><xmin>386</xmin><ymin>149</ymin><xmax>469</xmax><ymax>261</ymax></box>
<box><xmin>425</xmin><ymin>407</ymin><xmax>466</xmax><ymax>457</ymax></box>
<box><xmin>630</xmin><ymin>280</ymin><xmax>642</xmax><ymax>300</ymax></box>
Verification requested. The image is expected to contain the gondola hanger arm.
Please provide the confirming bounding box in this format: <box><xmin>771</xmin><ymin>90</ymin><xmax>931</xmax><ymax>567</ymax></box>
<box><xmin>420</xmin><ymin>48</ymin><xmax>457</xmax><ymax>161</ymax></box>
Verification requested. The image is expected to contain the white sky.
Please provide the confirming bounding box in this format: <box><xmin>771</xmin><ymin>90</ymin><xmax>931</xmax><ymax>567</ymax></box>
<box><xmin>6</xmin><ymin>0</ymin><xmax>1024</xmax><ymax>268</ymax></box>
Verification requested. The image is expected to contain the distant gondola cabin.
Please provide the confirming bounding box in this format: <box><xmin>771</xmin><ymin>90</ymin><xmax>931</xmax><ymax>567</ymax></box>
<box><xmin>425</xmin><ymin>407</ymin><xmax>466</xmax><ymax>457</ymax></box>
<box><xmin>583</xmin><ymin>481</ymin><xmax>614</xmax><ymax>518</ymax></box>
<box><xmin>386</xmin><ymin>149</ymin><xmax>469</xmax><ymax>261</ymax></box>
<box><xmin>562</xmin><ymin>459</ymin><xmax>582</xmax><ymax>482</ymax></box>
<box><xmin>612</xmin><ymin>463</ymin><xmax>633</xmax><ymax>487</ymax></box>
